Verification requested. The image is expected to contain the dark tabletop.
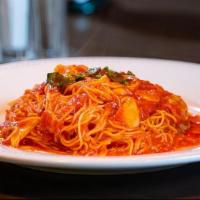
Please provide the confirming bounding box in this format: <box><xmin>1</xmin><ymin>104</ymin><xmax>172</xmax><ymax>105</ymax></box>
<box><xmin>0</xmin><ymin>162</ymin><xmax>200</xmax><ymax>200</ymax></box>
<box><xmin>1</xmin><ymin>0</ymin><xmax>200</xmax><ymax>199</ymax></box>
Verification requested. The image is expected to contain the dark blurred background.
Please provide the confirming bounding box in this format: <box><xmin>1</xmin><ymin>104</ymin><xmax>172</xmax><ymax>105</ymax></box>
<box><xmin>1</xmin><ymin>0</ymin><xmax>200</xmax><ymax>63</ymax></box>
<box><xmin>67</xmin><ymin>0</ymin><xmax>200</xmax><ymax>63</ymax></box>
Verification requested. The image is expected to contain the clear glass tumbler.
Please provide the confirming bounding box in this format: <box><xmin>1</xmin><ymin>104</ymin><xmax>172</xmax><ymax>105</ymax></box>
<box><xmin>0</xmin><ymin>0</ymin><xmax>68</xmax><ymax>63</ymax></box>
<box><xmin>0</xmin><ymin>0</ymin><xmax>29</xmax><ymax>62</ymax></box>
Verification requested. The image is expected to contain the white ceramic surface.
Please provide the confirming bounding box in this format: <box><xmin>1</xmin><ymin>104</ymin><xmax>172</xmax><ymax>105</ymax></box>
<box><xmin>0</xmin><ymin>57</ymin><xmax>200</xmax><ymax>175</ymax></box>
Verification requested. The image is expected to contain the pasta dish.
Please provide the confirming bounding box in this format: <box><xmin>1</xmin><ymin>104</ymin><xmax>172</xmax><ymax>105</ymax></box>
<box><xmin>0</xmin><ymin>64</ymin><xmax>200</xmax><ymax>156</ymax></box>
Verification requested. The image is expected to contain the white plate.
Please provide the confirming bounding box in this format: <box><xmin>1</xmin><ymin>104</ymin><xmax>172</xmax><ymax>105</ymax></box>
<box><xmin>0</xmin><ymin>57</ymin><xmax>200</xmax><ymax>175</ymax></box>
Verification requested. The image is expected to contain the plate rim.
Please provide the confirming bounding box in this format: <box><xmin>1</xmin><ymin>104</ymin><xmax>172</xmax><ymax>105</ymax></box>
<box><xmin>0</xmin><ymin>56</ymin><xmax>200</xmax><ymax>68</ymax></box>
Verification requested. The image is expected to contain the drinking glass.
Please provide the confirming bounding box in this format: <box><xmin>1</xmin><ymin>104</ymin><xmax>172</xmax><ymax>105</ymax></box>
<box><xmin>0</xmin><ymin>0</ymin><xmax>68</xmax><ymax>63</ymax></box>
